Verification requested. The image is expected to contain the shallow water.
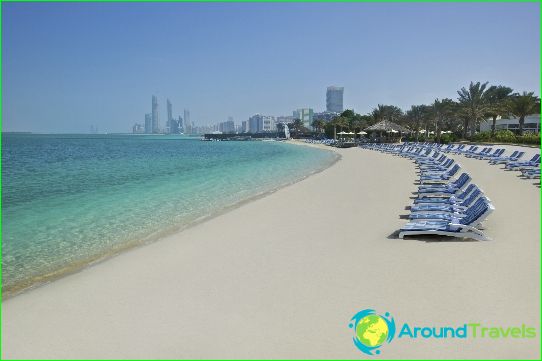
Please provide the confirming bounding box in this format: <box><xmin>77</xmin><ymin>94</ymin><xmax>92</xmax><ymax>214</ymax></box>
<box><xmin>2</xmin><ymin>134</ymin><xmax>337</xmax><ymax>297</ymax></box>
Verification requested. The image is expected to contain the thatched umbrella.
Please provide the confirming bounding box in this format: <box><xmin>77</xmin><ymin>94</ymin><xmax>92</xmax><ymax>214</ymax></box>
<box><xmin>365</xmin><ymin>120</ymin><xmax>411</xmax><ymax>142</ymax></box>
<box><xmin>365</xmin><ymin>120</ymin><xmax>411</xmax><ymax>133</ymax></box>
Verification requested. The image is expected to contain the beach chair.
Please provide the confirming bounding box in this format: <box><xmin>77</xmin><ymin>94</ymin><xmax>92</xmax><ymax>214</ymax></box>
<box><xmin>411</xmin><ymin>187</ymin><xmax>483</xmax><ymax>213</ymax></box>
<box><xmin>492</xmin><ymin>151</ymin><xmax>525</xmax><ymax>165</ymax></box>
<box><xmin>399</xmin><ymin>197</ymin><xmax>494</xmax><ymax>241</ymax></box>
<box><xmin>505</xmin><ymin>154</ymin><xmax>540</xmax><ymax>169</ymax></box>
<box><xmin>413</xmin><ymin>184</ymin><xmax>477</xmax><ymax>204</ymax></box>
<box><xmin>478</xmin><ymin>148</ymin><xmax>505</xmax><ymax>160</ymax></box>
<box><xmin>417</xmin><ymin>173</ymin><xmax>471</xmax><ymax>197</ymax></box>
<box><xmin>419</xmin><ymin>164</ymin><xmax>460</xmax><ymax>183</ymax></box>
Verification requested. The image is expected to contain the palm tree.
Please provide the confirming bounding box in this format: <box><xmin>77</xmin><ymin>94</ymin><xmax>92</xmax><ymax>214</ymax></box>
<box><xmin>311</xmin><ymin>119</ymin><xmax>326</xmax><ymax>134</ymax></box>
<box><xmin>508</xmin><ymin>92</ymin><xmax>541</xmax><ymax>135</ymax></box>
<box><xmin>457</xmin><ymin>81</ymin><xmax>490</xmax><ymax>138</ymax></box>
<box><xmin>485</xmin><ymin>85</ymin><xmax>514</xmax><ymax>136</ymax></box>
<box><xmin>432</xmin><ymin>98</ymin><xmax>457</xmax><ymax>143</ymax></box>
<box><xmin>405</xmin><ymin>105</ymin><xmax>431</xmax><ymax>141</ymax></box>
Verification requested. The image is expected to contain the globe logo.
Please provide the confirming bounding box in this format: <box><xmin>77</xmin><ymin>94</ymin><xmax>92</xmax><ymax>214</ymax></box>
<box><xmin>349</xmin><ymin>309</ymin><xmax>396</xmax><ymax>355</ymax></box>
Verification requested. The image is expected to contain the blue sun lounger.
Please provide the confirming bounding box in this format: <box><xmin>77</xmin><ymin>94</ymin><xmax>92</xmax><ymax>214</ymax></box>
<box><xmin>417</xmin><ymin>173</ymin><xmax>471</xmax><ymax>197</ymax></box>
<box><xmin>399</xmin><ymin>198</ymin><xmax>494</xmax><ymax>241</ymax></box>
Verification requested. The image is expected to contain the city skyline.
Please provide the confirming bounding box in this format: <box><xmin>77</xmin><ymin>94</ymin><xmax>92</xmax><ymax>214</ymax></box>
<box><xmin>3</xmin><ymin>2</ymin><xmax>540</xmax><ymax>133</ymax></box>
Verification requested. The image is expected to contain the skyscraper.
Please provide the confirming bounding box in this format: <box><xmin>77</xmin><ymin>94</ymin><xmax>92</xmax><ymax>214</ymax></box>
<box><xmin>326</xmin><ymin>86</ymin><xmax>344</xmax><ymax>113</ymax></box>
<box><xmin>152</xmin><ymin>95</ymin><xmax>160</xmax><ymax>133</ymax></box>
<box><xmin>144</xmin><ymin>113</ymin><xmax>152</xmax><ymax>134</ymax></box>
<box><xmin>166</xmin><ymin>99</ymin><xmax>173</xmax><ymax>130</ymax></box>
<box><xmin>183</xmin><ymin>109</ymin><xmax>191</xmax><ymax>133</ymax></box>
<box><xmin>293</xmin><ymin>108</ymin><xmax>314</xmax><ymax>129</ymax></box>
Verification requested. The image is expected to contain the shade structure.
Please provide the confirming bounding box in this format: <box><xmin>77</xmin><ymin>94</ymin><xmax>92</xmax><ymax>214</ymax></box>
<box><xmin>337</xmin><ymin>131</ymin><xmax>347</xmax><ymax>135</ymax></box>
<box><xmin>346</xmin><ymin>132</ymin><xmax>355</xmax><ymax>135</ymax></box>
<box><xmin>390</xmin><ymin>129</ymin><xmax>399</xmax><ymax>133</ymax></box>
<box><xmin>357</xmin><ymin>131</ymin><xmax>367</xmax><ymax>135</ymax></box>
<box><xmin>364</xmin><ymin>120</ymin><xmax>411</xmax><ymax>133</ymax></box>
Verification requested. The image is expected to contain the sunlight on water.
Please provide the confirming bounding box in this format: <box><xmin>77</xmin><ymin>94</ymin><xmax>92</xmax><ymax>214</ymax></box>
<box><xmin>2</xmin><ymin>134</ymin><xmax>337</xmax><ymax>296</ymax></box>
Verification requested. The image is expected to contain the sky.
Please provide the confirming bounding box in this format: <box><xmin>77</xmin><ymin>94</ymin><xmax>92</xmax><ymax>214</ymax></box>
<box><xmin>2</xmin><ymin>2</ymin><xmax>540</xmax><ymax>133</ymax></box>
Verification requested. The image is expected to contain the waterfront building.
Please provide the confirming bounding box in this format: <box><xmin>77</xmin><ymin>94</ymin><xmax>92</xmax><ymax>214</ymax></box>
<box><xmin>166</xmin><ymin>99</ymin><xmax>173</xmax><ymax>132</ymax></box>
<box><xmin>293</xmin><ymin>108</ymin><xmax>314</xmax><ymax>129</ymax></box>
<box><xmin>313</xmin><ymin>111</ymin><xmax>339</xmax><ymax>122</ymax></box>
<box><xmin>132</xmin><ymin>123</ymin><xmax>144</xmax><ymax>134</ymax></box>
<box><xmin>144</xmin><ymin>113</ymin><xmax>152</xmax><ymax>134</ymax></box>
<box><xmin>326</xmin><ymin>86</ymin><xmax>344</xmax><ymax>113</ymax></box>
<box><xmin>219</xmin><ymin>120</ymin><xmax>235</xmax><ymax>134</ymax></box>
<box><xmin>479</xmin><ymin>114</ymin><xmax>540</xmax><ymax>133</ymax></box>
<box><xmin>152</xmin><ymin>95</ymin><xmax>160</xmax><ymax>133</ymax></box>
<box><xmin>276</xmin><ymin>116</ymin><xmax>295</xmax><ymax>125</ymax></box>
<box><xmin>248</xmin><ymin>114</ymin><xmax>276</xmax><ymax>133</ymax></box>
<box><xmin>184</xmin><ymin>109</ymin><xmax>191</xmax><ymax>133</ymax></box>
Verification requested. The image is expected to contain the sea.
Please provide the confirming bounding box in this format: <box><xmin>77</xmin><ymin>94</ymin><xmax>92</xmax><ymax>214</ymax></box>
<box><xmin>1</xmin><ymin>133</ymin><xmax>337</xmax><ymax>297</ymax></box>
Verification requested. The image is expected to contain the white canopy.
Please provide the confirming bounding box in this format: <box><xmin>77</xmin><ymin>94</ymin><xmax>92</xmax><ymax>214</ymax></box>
<box><xmin>337</xmin><ymin>131</ymin><xmax>347</xmax><ymax>135</ymax></box>
<box><xmin>357</xmin><ymin>131</ymin><xmax>367</xmax><ymax>135</ymax></box>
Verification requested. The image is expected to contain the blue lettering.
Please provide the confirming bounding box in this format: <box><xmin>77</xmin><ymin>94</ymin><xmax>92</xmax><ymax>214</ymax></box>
<box><xmin>398</xmin><ymin>323</ymin><xmax>414</xmax><ymax>338</ymax></box>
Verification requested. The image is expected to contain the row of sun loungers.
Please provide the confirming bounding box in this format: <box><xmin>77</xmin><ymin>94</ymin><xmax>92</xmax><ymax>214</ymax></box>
<box><xmin>397</xmin><ymin>142</ymin><xmax>540</xmax><ymax>180</ymax></box>
<box><xmin>360</xmin><ymin>143</ymin><xmax>494</xmax><ymax>241</ymax></box>
<box><xmin>444</xmin><ymin>144</ymin><xmax>540</xmax><ymax>180</ymax></box>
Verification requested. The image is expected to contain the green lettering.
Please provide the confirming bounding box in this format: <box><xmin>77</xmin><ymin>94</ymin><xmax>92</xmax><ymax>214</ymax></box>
<box><xmin>526</xmin><ymin>327</ymin><xmax>537</xmax><ymax>338</ymax></box>
<box><xmin>468</xmin><ymin>323</ymin><xmax>480</xmax><ymax>338</ymax></box>
<box><xmin>488</xmin><ymin>327</ymin><xmax>500</xmax><ymax>338</ymax></box>
<box><xmin>510</xmin><ymin>327</ymin><xmax>521</xmax><ymax>338</ymax></box>
<box><xmin>499</xmin><ymin>327</ymin><xmax>511</xmax><ymax>337</ymax></box>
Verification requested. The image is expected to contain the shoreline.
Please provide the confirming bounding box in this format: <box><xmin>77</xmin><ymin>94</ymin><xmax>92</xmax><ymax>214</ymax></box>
<box><xmin>3</xmin><ymin>141</ymin><xmax>340</xmax><ymax>300</ymax></box>
<box><xmin>2</xmin><ymin>143</ymin><xmax>539</xmax><ymax>359</ymax></box>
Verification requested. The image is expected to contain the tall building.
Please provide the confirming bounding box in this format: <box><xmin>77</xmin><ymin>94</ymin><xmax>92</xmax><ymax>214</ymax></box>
<box><xmin>166</xmin><ymin>99</ymin><xmax>173</xmax><ymax>131</ymax></box>
<box><xmin>276</xmin><ymin>116</ymin><xmax>295</xmax><ymax>125</ymax></box>
<box><xmin>144</xmin><ymin>113</ymin><xmax>152</xmax><ymax>134</ymax></box>
<box><xmin>313</xmin><ymin>111</ymin><xmax>339</xmax><ymax>122</ymax></box>
<box><xmin>326</xmin><ymin>86</ymin><xmax>344</xmax><ymax>113</ymax></box>
<box><xmin>293</xmin><ymin>108</ymin><xmax>314</xmax><ymax>129</ymax></box>
<box><xmin>184</xmin><ymin>109</ymin><xmax>191</xmax><ymax>134</ymax></box>
<box><xmin>178</xmin><ymin>115</ymin><xmax>184</xmax><ymax>133</ymax></box>
<box><xmin>219</xmin><ymin>120</ymin><xmax>235</xmax><ymax>133</ymax></box>
<box><xmin>152</xmin><ymin>95</ymin><xmax>160</xmax><ymax>133</ymax></box>
<box><xmin>248</xmin><ymin>114</ymin><xmax>276</xmax><ymax>133</ymax></box>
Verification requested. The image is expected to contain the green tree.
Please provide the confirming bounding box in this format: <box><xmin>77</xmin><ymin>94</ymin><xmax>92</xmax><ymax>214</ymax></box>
<box><xmin>311</xmin><ymin>119</ymin><xmax>326</xmax><ymax>134</ymax></box>
<box><xmin>508</xmin><ymin>92</ymin><xmax>541</xmax><ymax>135</ymax></box>
<box><xmin>485</xmin><ymin>85</ymin><xmax>514</xmax><ymax>136</ymax></box>
<box><xmin>432</xmin><ymin>98</ymin><xmax>457</xmax><ymax>142</ymax></box>
<box><xmin>457</xmin><ymin>81</ymin><xmax>490</xmax><ymax>138</ymax></box>
<box><xmin>405</xmin><ymin>105</ymin><xmax>431</xmax><ymax>141</ymax></box>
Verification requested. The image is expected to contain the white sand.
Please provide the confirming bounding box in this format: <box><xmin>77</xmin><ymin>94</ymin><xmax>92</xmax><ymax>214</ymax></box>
<box><xmin>2</xmin><ymin>143</ymin><xmax>540</xmax><ymax>359</ymax></box>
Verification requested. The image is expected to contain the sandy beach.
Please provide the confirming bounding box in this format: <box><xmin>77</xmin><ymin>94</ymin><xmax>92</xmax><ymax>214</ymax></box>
<box><xmin>2</xmin><ymin>142</ymin><xmax>540</xmax><ymax>359</ymax></box>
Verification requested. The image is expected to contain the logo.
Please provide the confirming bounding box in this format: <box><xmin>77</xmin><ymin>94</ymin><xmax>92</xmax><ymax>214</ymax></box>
<box><xmin>349</xmin><ymin>309</ymin><xmax>396</xmax><ymax>355</ymax></box>
<box><xmin>349</xmin><ymin>308</ymin><xmax>537</xmax><ymax>356</ymax></box>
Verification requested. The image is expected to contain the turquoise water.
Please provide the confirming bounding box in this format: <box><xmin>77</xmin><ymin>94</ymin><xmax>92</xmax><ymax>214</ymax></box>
<box><xmin>2</xmin><ymin>134</ymin><xmax>337</xmax><ymax>297</ymax></box>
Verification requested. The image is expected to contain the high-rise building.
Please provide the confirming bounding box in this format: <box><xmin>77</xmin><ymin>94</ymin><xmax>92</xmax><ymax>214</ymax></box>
<box><xmin>144</xmin><ymin>113</ymin><xmax>152</xmax><ymax>134</ymax></box>
<box><xmin>132</xmin><ymin>123</ymin><xmax>144</xmax><ymax>134</ymax></box>
<box><xmin>178</xmin><ymin>115</ymin><xmax>184</xmax><ymax>133</ymax></box>
<box><xmin>166</xmin><ymin>99</ymin><xmax>173</xmax><ymax>131</ymax></box>
<box><xmin>326</xmin><ymin>86</ymin><xmax>344</xmax><ymax>113</ymax></box>
<box><xmin>218</xmin><ymin>120</ymin><xmax>235</xmax><ymax>133</ymax></box>
<box><xmin>247</xmin><ymin>114</ymin><xmax>276</xmax><ymax>133</ymax></box>
<box><xmin>293</xmin><ymin>108</ymin><xmax>314</xmax><ymax>129</ymax></box>
<box><xmin>152</xmin><ymin>95</ymin><xmax>160</xmax><ymax>133</ymax></box>
<box><xmin>183</xmin><ymin>109</ymin><xmax>191</xmax><ymax>134</ymax></box>
<box><xmin>276</xmin><ymin>116</ymin><xmax>295</xmax><ymax>125</ymax></box>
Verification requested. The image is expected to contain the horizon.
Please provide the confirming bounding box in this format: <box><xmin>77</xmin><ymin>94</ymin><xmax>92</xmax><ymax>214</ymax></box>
<box><xmin>2</xmin><ymin>2</ymin><xmax>540</xmax><ymax>133</ymax></box>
